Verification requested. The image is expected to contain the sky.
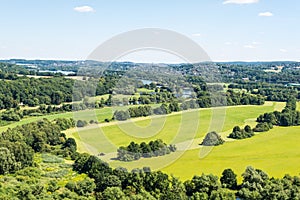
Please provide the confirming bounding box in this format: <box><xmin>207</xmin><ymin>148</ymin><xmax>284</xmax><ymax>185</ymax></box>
<box><xmin>0</xmin><ymin>0</ymin><xmax>300</xmax><ymax>62</ymax></box>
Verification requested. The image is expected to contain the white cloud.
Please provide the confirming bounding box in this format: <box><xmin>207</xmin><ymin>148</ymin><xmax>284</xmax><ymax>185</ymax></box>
<box><xmin>74</xmin><ymin>6</ymin><xmax>95</xmax><ymax>13</ymax></box>
<box><xmin>280</xmin><ymin>49</ymin><xmax>287</xmax><ymax>53</ymax></box>
<box><xmin>192</xmin><ymin>33</ymin><xmax>202</xmax><ymax>37</ymax></box>
<box><xmin>258</xmin><ymin>12</ymin><xmax>273</xmax><ymax>17</ymax></box>
<box><xmin>244</xmin><ymin>45</ymin><xmax>256</xmax><ymax>49</ymax></box>
<box><xmin>223</xmin><ymin>0</ymin><xmax>259</xmax><ymax>5</ymax></box>
<box><xmin>225</xmin><ymin>42</ymin><xmax>232</xmax><ymax>45</ymax></box>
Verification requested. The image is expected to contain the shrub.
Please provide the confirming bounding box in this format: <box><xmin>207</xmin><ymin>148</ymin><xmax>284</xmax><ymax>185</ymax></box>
<box><xmin>201</xmin><ymin>131</ymin><xmax>224</xmax><ymax>146</ymax></box>
<box><xmin>228</xmin><ymin>125</ymin><xmax>254</xmax><ymax>139</ymax></box>
<box><xmin>76</xmin><ymin>120</ymin><xmax>88</xmax><ymax>127</ymax></box>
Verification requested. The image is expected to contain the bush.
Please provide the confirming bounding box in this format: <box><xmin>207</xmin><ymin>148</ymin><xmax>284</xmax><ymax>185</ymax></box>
<box><xmin>76</xmin><ymin>120</ymin><xmax>88</xmax><ymax>127</ymax></box>
<box><xmin>253</xmin><ymin>122</ymin><xmax>271</xmax><ymax>132</ymax></box>
<box><xmin>113</xmin><ymin>110</ymin><xmax>130</xmax><ymax>121</ymax></box>
<box><xmin>65</xmin><ymin>178</ymin><xmax>96</xmax><ymax>196</ymax></box>
<box><xmin>228</xmin><ymin>125</ymin><xmax>254</xmax><ymax>139</ymax></box>
<box><xmin>1</xmin><ymin>110</ymin><xmax>21</xmax><ymax>121</ymax></box>
<box><xmin>201</xmin><ymin>131</ymin><xmax>224</xmax><ymax>146</ymax></box>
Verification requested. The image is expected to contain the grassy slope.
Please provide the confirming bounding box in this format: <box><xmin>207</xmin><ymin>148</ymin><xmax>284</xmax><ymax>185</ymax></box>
<box><xmin>108</xmin><ymin>102</ymin><xmax>300</xmax><ymax>181</ymax></box>
<box><xmin>3</xmin><ymin>101</ymin><xmax>297</xmax><ymax>181</ymax></box>
<box><xmin>68</xmin><ymin>102</ymin><xmax>282</xmax><ymax>154</ymax></box>
<box><xmin>162</xmin><ymin>126</ymin><xmax>300</xmax><ymax>182</ymax></box>
<box><xmin>66</xmin><ymin>101</ymin><xmax>300</xmax><ymax>181</ymax></box>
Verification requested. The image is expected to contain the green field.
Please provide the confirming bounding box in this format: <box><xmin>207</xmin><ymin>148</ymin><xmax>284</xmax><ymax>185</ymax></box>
<box><xmin>61</xmin><ymin>101</ymin><xmax>300</xmax><ymax>181</ymax></box>
<box><xmin>67</xmin><ymin>102</ymin><xmax>283</xmax><ymax>153</ymax></box>
<box><xmin>162</xmin><ymin>125</ymin><xmax>300</xmax><ymax>181</ymax></box>
<box><xmin>3</xmin><ymin>101</ymin><xmax>299</xmax><ymax>181</ymax></box>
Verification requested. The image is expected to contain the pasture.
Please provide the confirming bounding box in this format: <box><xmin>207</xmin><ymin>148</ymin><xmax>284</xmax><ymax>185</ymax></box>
<box><xmin>63</xmin><ymin>101</ymin><xmax>300</xmax><ymax>181</ymax></box>
<box><xmin>3</xmin><ymin>100</ymin><xmax>298</xmax><ymax>181</ymax></box>
<box><xmin>67</xmin><ymin>102</ymin><xmax>283</xmax><ymax>154</ymax></box>
<box><xmin>161</xmin><ymin>125</ymin><xmax>300</xmax><ymax>181</ymax></box>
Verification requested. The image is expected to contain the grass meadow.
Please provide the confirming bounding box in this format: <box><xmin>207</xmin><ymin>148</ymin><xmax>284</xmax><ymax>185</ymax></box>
<box><xmin>62</xmin><ymin>101</ymin><xmax>300</xmax><ymax>181</ymax></box>
<box><xmin>3</xmin><ymin>101</ymin><xmax>298</xmax><ymax>181</ymax></box>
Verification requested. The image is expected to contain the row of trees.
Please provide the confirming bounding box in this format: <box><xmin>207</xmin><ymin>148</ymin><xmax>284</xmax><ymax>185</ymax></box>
<box><xmin>108</xmin><ymin>90</ymin><xmax>177</xmax><ymax>107</ymax></box>
<box><xmin>110</xmin><ymin>83</ymin><xmax>264</xmax><ymax>109</ymax></box>
<box><xmin>257</xmin><ymin>97</ymin><xmax>300</xmax><ymax>127</ymax></box>
<box><xmin>229</xmin><ymin>82</ymin><xmax>300</xmax><ymax>102</ymax></box>
<box><xmin>114</xmin><ymin>91</ymin><xmax>264</xmax><ymax>122</ymax></box>
<box><xmin>191</xmin><ymin>90</ymin><xmax>265</xmax><ymax>109</ymax></box>
<box><xmin>117</xmin><ymin>139</ymin><xmax>176</xmax><ymax>161</ymax></box>
<box><xmin>128</xmin><ymin>105</ymin><xmax>153</xmax><ymax>118</ymax></box>
<box><xmin>227</xmin><ymin>97</ymin><xmax>299</xmax><ymax>140</ymax></box>
<box><xmin>73</xmin><ymin>152</ymin><xmax>300</xmax><ymax>199</ymax></box>
<box><xmin>113</xmin><ymin>103</ymin><xmax>180</xmax><ymax>121</ymax></box>
<box><xmin>0</xmin><ymin>99</ymin><xmax>106</xmax><ymax>122</ymax></box>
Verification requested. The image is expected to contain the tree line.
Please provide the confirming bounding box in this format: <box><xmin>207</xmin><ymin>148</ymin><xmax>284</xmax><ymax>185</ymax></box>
<box><xmin>72</xmin><ymin>152</ymin><xmax>300</xmax><ymax>199</ymax></box>
<box><xmin>0</xmin><ymin>100</ymin><xmax>106</xmax><ymax>122</ymax></box>
<box><xmin>113</xmin><ymin>91</ymin><xmax>264</xmax><ymax>122</ymax></box>
<box><xmin>228</xmin><ymin>82</ymin><xmax>300</xmax><ymax>102</ymax></box>
<box><xmin>228</xmin><ymin>97</ymin><xmax>299</xmax><ymax>140</ymax></box>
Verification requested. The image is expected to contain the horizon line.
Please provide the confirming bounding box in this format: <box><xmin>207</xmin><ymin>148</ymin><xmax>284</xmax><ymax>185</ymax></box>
<box><xmin>1</xmin><ymin>58</ymin><xmax>300</xmax><ymax>64</ymax></box>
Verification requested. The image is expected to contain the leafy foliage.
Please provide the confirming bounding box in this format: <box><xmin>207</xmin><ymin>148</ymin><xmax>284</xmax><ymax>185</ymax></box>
<box><xmin>117</xmin><ymin>139</ymin><xmax>176</xmax><ymax>161</ymax></box>
<box><xmin>257</xmin><ymin>97</ymin><xmax>300</xmax><ymax>127</ymax></box>
<box><xmin>201</xmin><ymin>131</ymin><xmax>224</xmax><ymax>146</ymax></box>
<box><xmin>220</xmin><ymin>169</ymin><xmax>237</xmax><ymax>190</ymax></box>
<box><xmin>228</xmin><ymin>125</ymin><xmax>255</xmax><ymax>139</ymax></box>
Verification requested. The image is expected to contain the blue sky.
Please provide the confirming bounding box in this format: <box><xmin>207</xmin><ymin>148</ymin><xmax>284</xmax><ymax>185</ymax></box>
<box><xmin>0</xmin><ymin>0</ymin><xmax>299</xmax><ymax>62</ymax></box>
